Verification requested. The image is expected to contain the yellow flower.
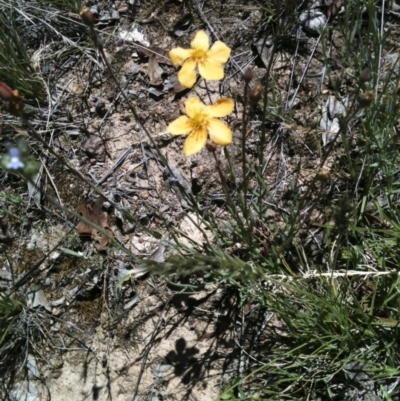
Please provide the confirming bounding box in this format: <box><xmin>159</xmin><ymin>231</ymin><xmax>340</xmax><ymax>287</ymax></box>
<box><xmin>169</xmin><ymin>31</ymin><xmax>231</xmax><ymax>88</ymax></box>
<box><xmin>167</xmin><ymin>97</ymin><xmax>234</xmax><ymax>156</ymax></box>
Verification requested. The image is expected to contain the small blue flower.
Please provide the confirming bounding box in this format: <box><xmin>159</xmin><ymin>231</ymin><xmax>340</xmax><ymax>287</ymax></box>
<box><xmin>6</xmin><ymin>147</ymin><xmax>25</xmax><ymax>170</ymax></box>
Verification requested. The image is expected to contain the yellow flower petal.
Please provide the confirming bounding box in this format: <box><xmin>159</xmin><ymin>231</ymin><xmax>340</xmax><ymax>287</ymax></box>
<box><xmin>178</xmin><ymin>58</ymin><xmax>197</xmax><ymax>88</ymax></box>
<box><xmin>167</xmin><ymin>116</ymin><xmax>193</xmax><ymax>135</ymax></box>
<box><xmin>190</xmin><ymin>30</ymin><xmax>210</xmax><ymax>53</ymax></box>
<box><xmin>207</xmin><ymin>41</ymin><xmax>231</xmax><ymax>63</ymax></box>
<box><xmin>207</xmin><ymin>98</ymin><xmax>234</xmax><ymax>118</ymax></box>
<box><xmin>169</xmin><ymin>47</ymin><xmax>192</xmax><ymax>66</ymax></box>
<box><xmin>207</xmin><ymin>118</ymin><xmax>232</xmax><ymax>146</ymax></box>
<box><xmin>184</xmin><ymin>126</ymin><xmax>208</xmax><ymax>156</ymax></box>
<box><xmin>198</xmin><ymin>59</ymin><xmax>224</xmax><ymax>81</ymax></box>
<box><xmin>185</xmin><ymin>97</ymin><xmax>206</xmax><ymax>119</ymax></box>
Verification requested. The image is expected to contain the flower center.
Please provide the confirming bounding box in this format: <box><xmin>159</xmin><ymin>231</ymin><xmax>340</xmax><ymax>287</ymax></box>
<box><xmin>192</xmin><ymin>113</ymin><xmax>207</xmax><ymax>128</ymax></box>
<box><xmin>192</xmin><ymin>48</ymin><xmax>206</xmax><ymax>61</ymax></box>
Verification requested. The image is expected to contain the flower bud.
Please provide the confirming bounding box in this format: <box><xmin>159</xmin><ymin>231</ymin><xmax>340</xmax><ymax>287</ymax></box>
<box><xmin>80</xmin><ymin>8</ymin><xmax>96</xmax><ymax>27</ymax></box>
<box><xmin>249</xmin><ymin>84</ymin><xmax>263</xmax><ymax>105</ymax></box>
<box><xmin>0</xmin><ymin>82</ymin><xmax>14</xmax><ymax>101</ymax></box>
<box><xmin>11</xmin><ymin>89</ymin><xmax>23</xmax><ymax>102</ymax></box>
<box><xmin>358</xmin><ymin>90</ymin><xmax>374</xmax><ymax>108</ymax></box>
<box><xmin>359</xmin><ymin>67</ymin><xmax>371</xmax><ymax>85</ymax></box>
<box><xmin>8</xmin><ymin>90</ymin><xmax>24</xmax><ymax>115</ymax></box>
<box><xmin>243</xmin><ymin>67</ymin><xmax>253</xmax><ymax>84</ymax></box>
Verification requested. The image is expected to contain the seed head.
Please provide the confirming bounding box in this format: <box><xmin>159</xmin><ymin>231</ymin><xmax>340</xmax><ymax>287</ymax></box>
<box><xmin>359</xmin><ymin>67</ymin><xmax>372</xmax><ymax>85</ymax></box>
<box><xmin>316</xmin><ymin>168</ymin><xmax>331</xmax><ymax>182</ymax></box>
<box><xmin>80</xmin><ymin>8</ymin><xmax>96</xmax><ymax>27</ymax></box>
<box><xmin>358</xmin><ymin>90</ymin><xmax>374</xmax><ymax>108</ymax></box>
<box><xmin>243</xmin><ymin>67</ymin><xmax>253</xmax><ymax>84</ymax></box>
<box><xmin>249</xmin><ymin>84</ymin><xmax>263</xmax><ymax>105</ymax></box>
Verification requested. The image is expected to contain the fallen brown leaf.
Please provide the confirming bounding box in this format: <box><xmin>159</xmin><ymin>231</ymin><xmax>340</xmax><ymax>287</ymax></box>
<box><xmin>147</xmin><ymin>54</ymin><xmax>164</xmax><ymax>86</ymax></box>
<box><xmin>140</xmin><ymin>45</ymin><xmax>172</xmax><ymax>66</ymax></box>
<box><xmin>77</xmin><ymin>196</ymin><xmax>113</xmax><ymax>251</ymax></box>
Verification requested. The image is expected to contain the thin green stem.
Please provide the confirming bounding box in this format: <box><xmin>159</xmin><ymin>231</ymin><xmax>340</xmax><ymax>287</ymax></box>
<box><xmin>203</xmin><ymin>80</ymin><xmax>213</xmax><ymax>104</ymax></box>
<box><xmin>86</xmin><ymin>24</ymin><xmax>204</xmax><ymax>212</ymax></box>
<box><xmin>6</xmin><ymin>173</ymin><xmax>138</xmax><ymax>294</ymax></box>
<box><xmin>278</xmin><ymin>99</ymin><xmax>362</xmax><ymax>253</ymax></box>
<box><xmin>88</xmin><ymin>26</ymin><xmax>165</xmax><ymax>162</ymax></box>
<box><xmin>212</xmin><ymin>151</ymin><xmax>235</xmax><ymax>208</ymax></box>
<box><xmin>18</xmin><ymin>111</ymin><xmax>119</xmax><ymax>211</ymax></box>
<box><xmin>211</xmin><ymin>151</ymin><xmax>248</xmax><ymax>241</ymax></box>
<box><xmin>241</xmin><ymin>81</ymin><xmax>249</xmax><ymax>218</ymax></box>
